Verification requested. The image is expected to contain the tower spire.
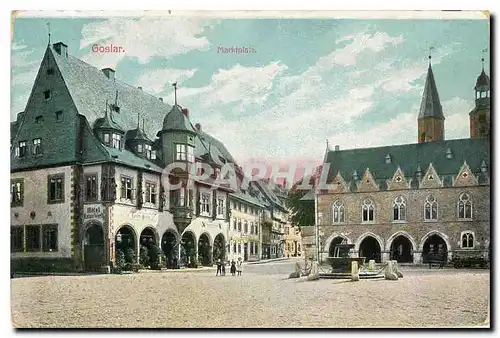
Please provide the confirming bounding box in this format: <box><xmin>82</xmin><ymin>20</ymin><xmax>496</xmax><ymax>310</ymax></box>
<box><xmin>142</xmin><ymin>119</ymin><xmax>145</xmax><ymax>131</ymax></box>
<box><xmin>172</xmin><ymin>82</ymin><xmax>178</xmax><ymax>105</ymax></box>
<box><xmin>137</xmin><ymin>112</ymin><xmax>140</xmax><ymax>128</ymax></box>
<box><xmin>47</xmin><ymin>22</ymin><xmax>51</xmax><ymax>45</ymax></box>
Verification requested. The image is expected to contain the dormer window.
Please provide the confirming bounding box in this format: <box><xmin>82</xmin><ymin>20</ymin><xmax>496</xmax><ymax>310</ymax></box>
<box><xmin>44</xmin><ymin>90</ymin><xmax>51</xmax><ymax>100</ymax></box>
<box><xmin>137</xmin><ymin>144</ymin><xmax>143</xmax><ymax>153</ymax></box>
<box><xmin>150</xmin><ymin>150</ymin><xmax>156</xmax><ymax>160</ymax></box>
<box><xmin>145</xmin><ymin>144</ymin><xmax>152</xmax><ymax>158</ymax></box>
<box><xmin>35</xmin><ymin>115</ymin><xmax>44</xmax><ymax>124</ymax></box>
<box><xmin>103</xmin><ymin>133</ymin><xmax>110</xmax><ymax>145</ymax></box>
<box><xmin>47</xmin><ymin>68</ymin><xmax>54</xmax><ymax>76</ymax></box>
<box><xmin>385</xmin><ymin>154</ymin><xmax>391</xmax><ymax>164</ymax></box>
<box><xmin>112</xmin><ymin>133</ymin><xmax>122</xmax><ymax>149</ymax></box>
<box><xmin>445</xmin><ymin>148</ymin><xmax>453</xmax><ymax>159</ymax></box>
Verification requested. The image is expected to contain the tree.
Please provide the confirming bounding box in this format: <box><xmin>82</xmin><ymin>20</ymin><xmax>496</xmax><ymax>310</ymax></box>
<box><xmin>286</xmin><ymin>175</ymin><xmax>315</xmax><ymax>228</ymax></box>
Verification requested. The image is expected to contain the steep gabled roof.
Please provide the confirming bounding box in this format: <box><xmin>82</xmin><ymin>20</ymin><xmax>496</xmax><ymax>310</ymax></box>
<box><xmin>418</xmin><ymin>61</ymin><xmax>444</xmax><ymax>120</ymax></box>
<box><xmin>324</xmin><ymin>138</ymin><xmax>490</xmax><ymax>185</ymax></box>
<box><xmin>51</xmin><ymin>45</ymin><xmax>169</xmax><ymax>140</ymax></box>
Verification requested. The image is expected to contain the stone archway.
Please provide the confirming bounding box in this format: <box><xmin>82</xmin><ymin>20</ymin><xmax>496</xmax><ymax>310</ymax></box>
<box><xmin>328</xmin><ymin>237</ymin><xmax>346</xmax><ymax>257</ymax></box>
<box><xmin>139</xmin><ymin>227</ymin><xmax>159</xmax><ymax>268</ymax></box>
<box><xmin>389</xmin><ymin>235</ymin><xmax>414</xmax><ymax>263</ymax></box>
<box><xmin>198</xmin><ymin>232</ymin><xmax>212</xmax><ymax>266</ymax></box>
<box><xmin>358</xmin><ymin>235</ymin><xmax>382</xmax><ymax>263</ymax></box>
<box><xmin>161</xmin><ymin>230</ymin><xmax>178</xmax><ymax>269</ymax></box>
<box><xmin>115</xmin><ymin>225</ymin><xmax>137</xmax><ymax>265</ymax></box>
<box><xmin>181</xmin><ymin>231</ymin><xmax>197</xmax><ymax>267</ymax></box>
<box><xmin>421</xmin><ymin>233</ymin><xmax>449</xmax><ymax>264</ymax></box>
<box><xmin>213</xmin><ymin>233</ymin><xmax>226</xmax><ymax>262</ymax></box>
<box><xmin>84</xmin><ymin>223</ymin><xmax>105</xmax><ymax>272</ymax></box>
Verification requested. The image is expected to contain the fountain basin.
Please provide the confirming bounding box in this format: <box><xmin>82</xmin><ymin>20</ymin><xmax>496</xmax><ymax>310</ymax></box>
<box><xmin>325</xmin><ymin>257</ymin><xmax>366</xmax><ymax>273</ymax></box>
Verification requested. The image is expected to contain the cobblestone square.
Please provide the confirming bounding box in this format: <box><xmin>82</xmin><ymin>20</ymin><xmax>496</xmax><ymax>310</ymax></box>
<box><xmin>11</xmin><ymin>261</ymin><xmax>490</xmax><ymax>328</ymax></box>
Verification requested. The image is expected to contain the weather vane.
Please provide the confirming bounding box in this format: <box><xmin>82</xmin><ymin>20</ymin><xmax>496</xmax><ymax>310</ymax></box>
<box><xmin>47</xmin><ymin>22</ymin><xmax>51</xmax><ymax>45</ymax></box>
<box><xmin>428</xmin><ymin>46</ymin><xmax>434</xmax><ymax>61</ymax></box>
<box><xmin>481</xmin><ymin>48</ymin><xmax>488</xmax><ymax>70</ymax></box>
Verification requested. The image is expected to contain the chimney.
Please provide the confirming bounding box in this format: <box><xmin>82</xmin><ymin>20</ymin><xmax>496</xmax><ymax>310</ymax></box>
<box><xmin>195</xmin><ymin>123</ymin><xmax>201</xmax><ymax>131</ymax></box>
<box><xmin>182</xmin><ymin>108</ymin><xmax>189</xmax><ymax>118</ymax></box>
<box><xmin>335</xmin><ymin>145</ymin><xmax>340</xmax><ymax>151</ymax></box>
<box><xmin>53</xmin><ymin>42</ymin><xmax>68</xmax><ymax>57</ymax></box>
<box><xmin>159</xmin><ymin>97</ymin><xmax>163</xmax><ymax>102</ymax></box>
<box><xmin>102</xmin><ymin>68</ymin><xmax>115</xmax><ymax>80</ymax></box>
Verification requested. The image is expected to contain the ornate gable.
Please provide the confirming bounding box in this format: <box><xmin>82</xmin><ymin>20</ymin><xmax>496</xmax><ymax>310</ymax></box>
<box><xmin>419</xmin><ymin>163</ymin><xmax>442</xmax><ymax>189</ymax></box>
<box><xmin>330</xmin><ymin>171</ymin><xmax>349</xmax><ymax>193</ymax></box>
<box><xmin>357</xmin><ymin>168</ymin><xmax>379</xmax><ymax>192</ymax></box>
<box><xmin>387</xmin><ymin>166</ymin><xmax>409</xmax><ymax>190</ymax></box>
<box><xmin>454</xmin><ymin>161</ymin><xmax>479</xmax><ymax>187</ymax></box>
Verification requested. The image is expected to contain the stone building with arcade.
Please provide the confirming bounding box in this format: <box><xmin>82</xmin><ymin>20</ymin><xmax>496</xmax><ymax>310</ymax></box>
<box><xmin>10</xmin><ymin>41</ymin><xmax>282</xmax><ymax>272</ymax></box>
<box><xmin>312</xmin><ymin>57</ymin><xmax>490</xmax><ymax>265</ymax></box>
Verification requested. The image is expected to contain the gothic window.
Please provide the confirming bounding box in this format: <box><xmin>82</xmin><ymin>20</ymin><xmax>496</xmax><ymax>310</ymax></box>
<box><xmin>333</xmin><ymin>200</ymin><xmax>345</xmax><ymax>223</ymax></box>
<box><xmin>458</xmin><ymin>193</ymin><xmax>472</xmax><ymax>219</ymax></box>
<box><xmin>362</xmin><ymin>198</ymin><xmax>374</xmax><ymax>222</ymax></box>
<box><xmin>424</xmin><ymin>194</ymin><xmax>438</xmax><ymax>221</ymax></box>
<box><xmin>461</xmin><ymin>232</ymin><xmax>474</xmax><ymax>248</ymax></box>
<box><xmin>393</xmin><ymin>196</ymin><xmax>406</xmax><ymax>221</ymax></box>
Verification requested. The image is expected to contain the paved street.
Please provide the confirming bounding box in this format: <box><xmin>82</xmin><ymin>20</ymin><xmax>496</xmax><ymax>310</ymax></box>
<box><xmin>11</xmin><ymin>259</ymin><xmax>490</xmax><ymax>328</ymax></box>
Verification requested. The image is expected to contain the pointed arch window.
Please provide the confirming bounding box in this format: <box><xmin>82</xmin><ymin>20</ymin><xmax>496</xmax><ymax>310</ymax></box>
<box><xmin>393</xmin><ymin>196</ymin><xmax>406</xmax><ymax>221</ymax></box>
<box><xmin>458</xmin><ymin>193</ymin><xmax>472</xmax><ymax>220</ymax></box>
<box><xmin>461</xmin><ymin>231</ymin><xmax>474</xmax><ymax>248</ymax></box>
<box><xmin>424</xmin><ymin>194</ymin><xmax>438</xmax><ymax>221</ymax></box>
<box><xmin>333</xmin><ymin>200</ymin><xmax>345</xmax><ymax>223</ymax></box>
<box><xmin>362</xmin><ymin>198</ymin><xmax>374</xmax><ymax>222</ymax></box>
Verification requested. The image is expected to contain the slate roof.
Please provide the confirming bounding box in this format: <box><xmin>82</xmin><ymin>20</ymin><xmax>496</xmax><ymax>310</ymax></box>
<box><xmin>197</xmin><ymin>130</ymin><xmax>236</xmax><ymax>164</ymax></box>
<box><xmin>229</xmin><ymin>190</ymin><xmax>266</xmax><ymax>208</ymax></box>
<box><xmin>94</xmin><ymin>110</ymin><xmax>124</xmax><ymax>132</ymax></box>
<box><xmin>300</xmin><ymin>189</ymin><xmax>315</xmax><ymax>201</ymax></box>
<box><xmin>418</xmin><ymin>62</ymin><xmax>444</xmax><ymax>119</ymax></box>
<box><xmin>161</xmin><ymin>104</ymin><xmax>196</xmax><ymax>134</ymax></box>
<box><xmin>104</xmin><ymin>145</ymin><xmax>163</xmax><ymax>173</ymax></box>
<box><xmin>324</xmin><ymin>138</ymin><xmax>490</xmax><ymax>185</ymax></box>
<box><xmin>126</xmin><ymin>126</ymin><xmax>152</xmax><ymax>143</ymax></box>
<box><xmin>51</xmin><ymin>45</ymin><xmax>170</xmax><ymax>140</ymax></box>
<box><xmin>254</xmin><ymin>179</ymin><xmax>286</xmax><ymax>210</ymax></box>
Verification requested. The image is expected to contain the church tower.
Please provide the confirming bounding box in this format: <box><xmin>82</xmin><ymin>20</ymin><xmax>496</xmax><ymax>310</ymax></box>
<box><xmin>469</xmin><ymin>57</ymin><xmax>490</xmax><ymax>138</ymax></box>
<box><xmin>417</xmin><ymin>55</ymin><xmax>445</xmax><ymax>143</ymax></box>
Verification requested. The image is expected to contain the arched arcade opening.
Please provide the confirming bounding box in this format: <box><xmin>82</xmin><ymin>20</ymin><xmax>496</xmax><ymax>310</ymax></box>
<box><xmin>161</xmin><ymin>230</ymin><xmax>178</xmax><ymax>268</ymax></box>
<box><xmin>422</xmin><ymin>234</ymin><xmax>448</xmax><ymax>263</ymax></box>
<box><xmin>115</xmin><ymin>225</ymin><xmax>137</xmax><ymax>265</ymax></box>
<box><xmin>358</xmin><ymin>236</ymin><xmax>381</xmax><ymax>263</ymax></box>
<box><xmin>198</xmin><ymin>233</ymin><xmax>212</xmax><ymax>266</ymax></box>
<box><xmin>180</xmin><ymin>231</ymin><xmax>196</xmax><ymax>267</ymax></box>
<box><xmin>213</xmin><ymin>233</ymin><xmax>226</xmax><ymax>262</ymax></box>
<box><xmin>328</xmin><ymin>236</ymin><xmax>347</xmax><ymax>257</ymax></box>
<box><xmin>390</xmin><ymin>235</ymin><xmax>414</xmax><ymax>263</ymax></box>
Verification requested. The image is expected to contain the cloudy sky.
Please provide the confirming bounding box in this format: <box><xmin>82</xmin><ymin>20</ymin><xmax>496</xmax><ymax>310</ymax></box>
<box><xmin>11</xmin><ymin>13</ymin><xmax>490</xmax><ymax>165</ymax></box>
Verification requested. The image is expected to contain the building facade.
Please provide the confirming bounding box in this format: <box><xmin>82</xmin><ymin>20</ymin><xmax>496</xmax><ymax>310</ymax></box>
<box><xmin>311</xmin><ymin>58</ymin><xmax>490</xmax><ymax>264</ymax></box>
<box><xmin>10</xmin><ymin>41</ymin><xmax>281</xmax><ymax>272</ymax></box>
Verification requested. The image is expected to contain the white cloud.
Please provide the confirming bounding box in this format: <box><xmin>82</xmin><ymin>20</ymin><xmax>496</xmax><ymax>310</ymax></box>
<box><xmin>80</xmin><ymin>17</ymin><xmax>213</xmax><ymax>68</ymax></box>
<box><xmin>136</xmin><ymin>68</ymin><xmax>198</xmax><ymax>95</ymax></box>
<box><xmin>180</xmin><ymin>61</ymin><xmax>288</xmax><ymax>109</ymax></box>
<box><xmin>316</xmin><ymin>31</ymin><xmax>404</xmax><ymax>69</ymax></box>
<box><xmin>443</xmin><ymin>97</ymin><xmax>474</xmax><ymax>139</ymax></box>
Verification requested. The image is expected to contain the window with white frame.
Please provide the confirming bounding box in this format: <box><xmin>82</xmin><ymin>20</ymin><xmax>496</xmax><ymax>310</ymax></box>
<box><xmin>176</xmin><ymin>144</ymin><xmax>195</xmax><ymax>162</ymax></box>
<box><xmin>112</xmin><ymin>133</ymin><xmax>121</xmax><ymax>149</ymax></box>
<box><xmin>145</xmin><ymin>182</ymin><xmax>157</xmax><ymax>204</ymax></box>
<box><xmin>458</xmin><ymin>193</ymin><xmax>472</xmax><ymax>219</ymax></box>
<box><xmin>238</xmin><ymin>219</ymin><xmax>242</xmax><ymax>232</ymax></box>
<box><xmin>233</xmin><ymin>218</ymin><xmax>237</xmax><ymax>231</ymax></box>
<box><xmin>120</xmin><ymin>176</ymin><xmax>133</xmax><ymax>200</ymax></box>
<box><xmin>461</xmin><ymin>231</ymin><xmax>474</xmax><ymax>248</ymax></box>
<box><xmin>144</xmin><ymin>144</ymin><xmax>152</xmax><ymax>159</ymax></box>
<box><xmin>32</xmin><ymin>138</ymin><xmax>42</xmax><ymax>155</ymax></box>
<box><xmin>424</xmin><ymin>194</ymin><xmax>438</xmax><ymax>220</ymax></box>
<box><xmin>393</xmin><ymin>196</ymin><xmax>406</xmax><ymax>221</ymax></box>
<box><xmin>333</xmin><ymin>200</ymin><xmax>345</xmax><ymax>223</ymax></box>
<box><xmin>200</xmin><ymin>192</ymin><xmax>211</xmax><ymax>214</ymax></box>
<box><xmin>17</xmin><ymin>141</ymin><xmax>27</xmax><ymax>158</ymax></box>
<box><xmin>362</xmin><ymin>198</ymin><xmax>375</xmax><ymax>222</ymax></box>
<box><xmin>217</xmin><ymin>198</ymin><xmax>225</xmax><ymax>216</ymax></box>
<box><xmin>103</xmin><ymin>133</ymin><xmax>110</xmax><ymax>145</ymax></box>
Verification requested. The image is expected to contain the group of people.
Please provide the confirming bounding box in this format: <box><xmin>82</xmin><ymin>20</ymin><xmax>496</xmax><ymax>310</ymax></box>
<box><xmin>216</xmin><ymin>257</ymin><xmax>243</xmax><ymax>276</ymax></box>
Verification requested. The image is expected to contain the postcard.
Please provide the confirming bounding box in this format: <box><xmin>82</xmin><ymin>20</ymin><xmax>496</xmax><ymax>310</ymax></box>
<box><xmin>10</xmin><ymin>10</ymin><xmax>490</xmax><ymax>328</ymax></box>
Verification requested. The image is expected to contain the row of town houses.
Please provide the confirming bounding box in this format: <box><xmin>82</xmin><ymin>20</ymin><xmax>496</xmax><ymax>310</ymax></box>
<box><xmin>10</xmin><ymin>42</ymin><xmax>303</xmax><ymax>272</ymax></box>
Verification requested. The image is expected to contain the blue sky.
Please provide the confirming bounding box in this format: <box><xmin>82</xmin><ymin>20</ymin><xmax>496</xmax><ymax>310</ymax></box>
<box><xmin>11</xmin><ymin>13</ymin><xmax>490</xmax><ymax>163</ymax></box>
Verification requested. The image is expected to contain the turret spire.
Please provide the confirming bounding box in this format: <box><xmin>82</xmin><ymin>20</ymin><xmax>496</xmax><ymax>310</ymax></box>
<box><xmin>172</xmin><ymin>82</ymin><xmax>178</xmax><ymax>105</ymax></box>
<box><xmin>418</xmin><ymin>52</ymin><xmax>444</xmax><ymax>120</ymax></box>
<box><xmin>47</xmin><ymin>22</ymin><xmax>51</xmax><ymax>45</ymax></box>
